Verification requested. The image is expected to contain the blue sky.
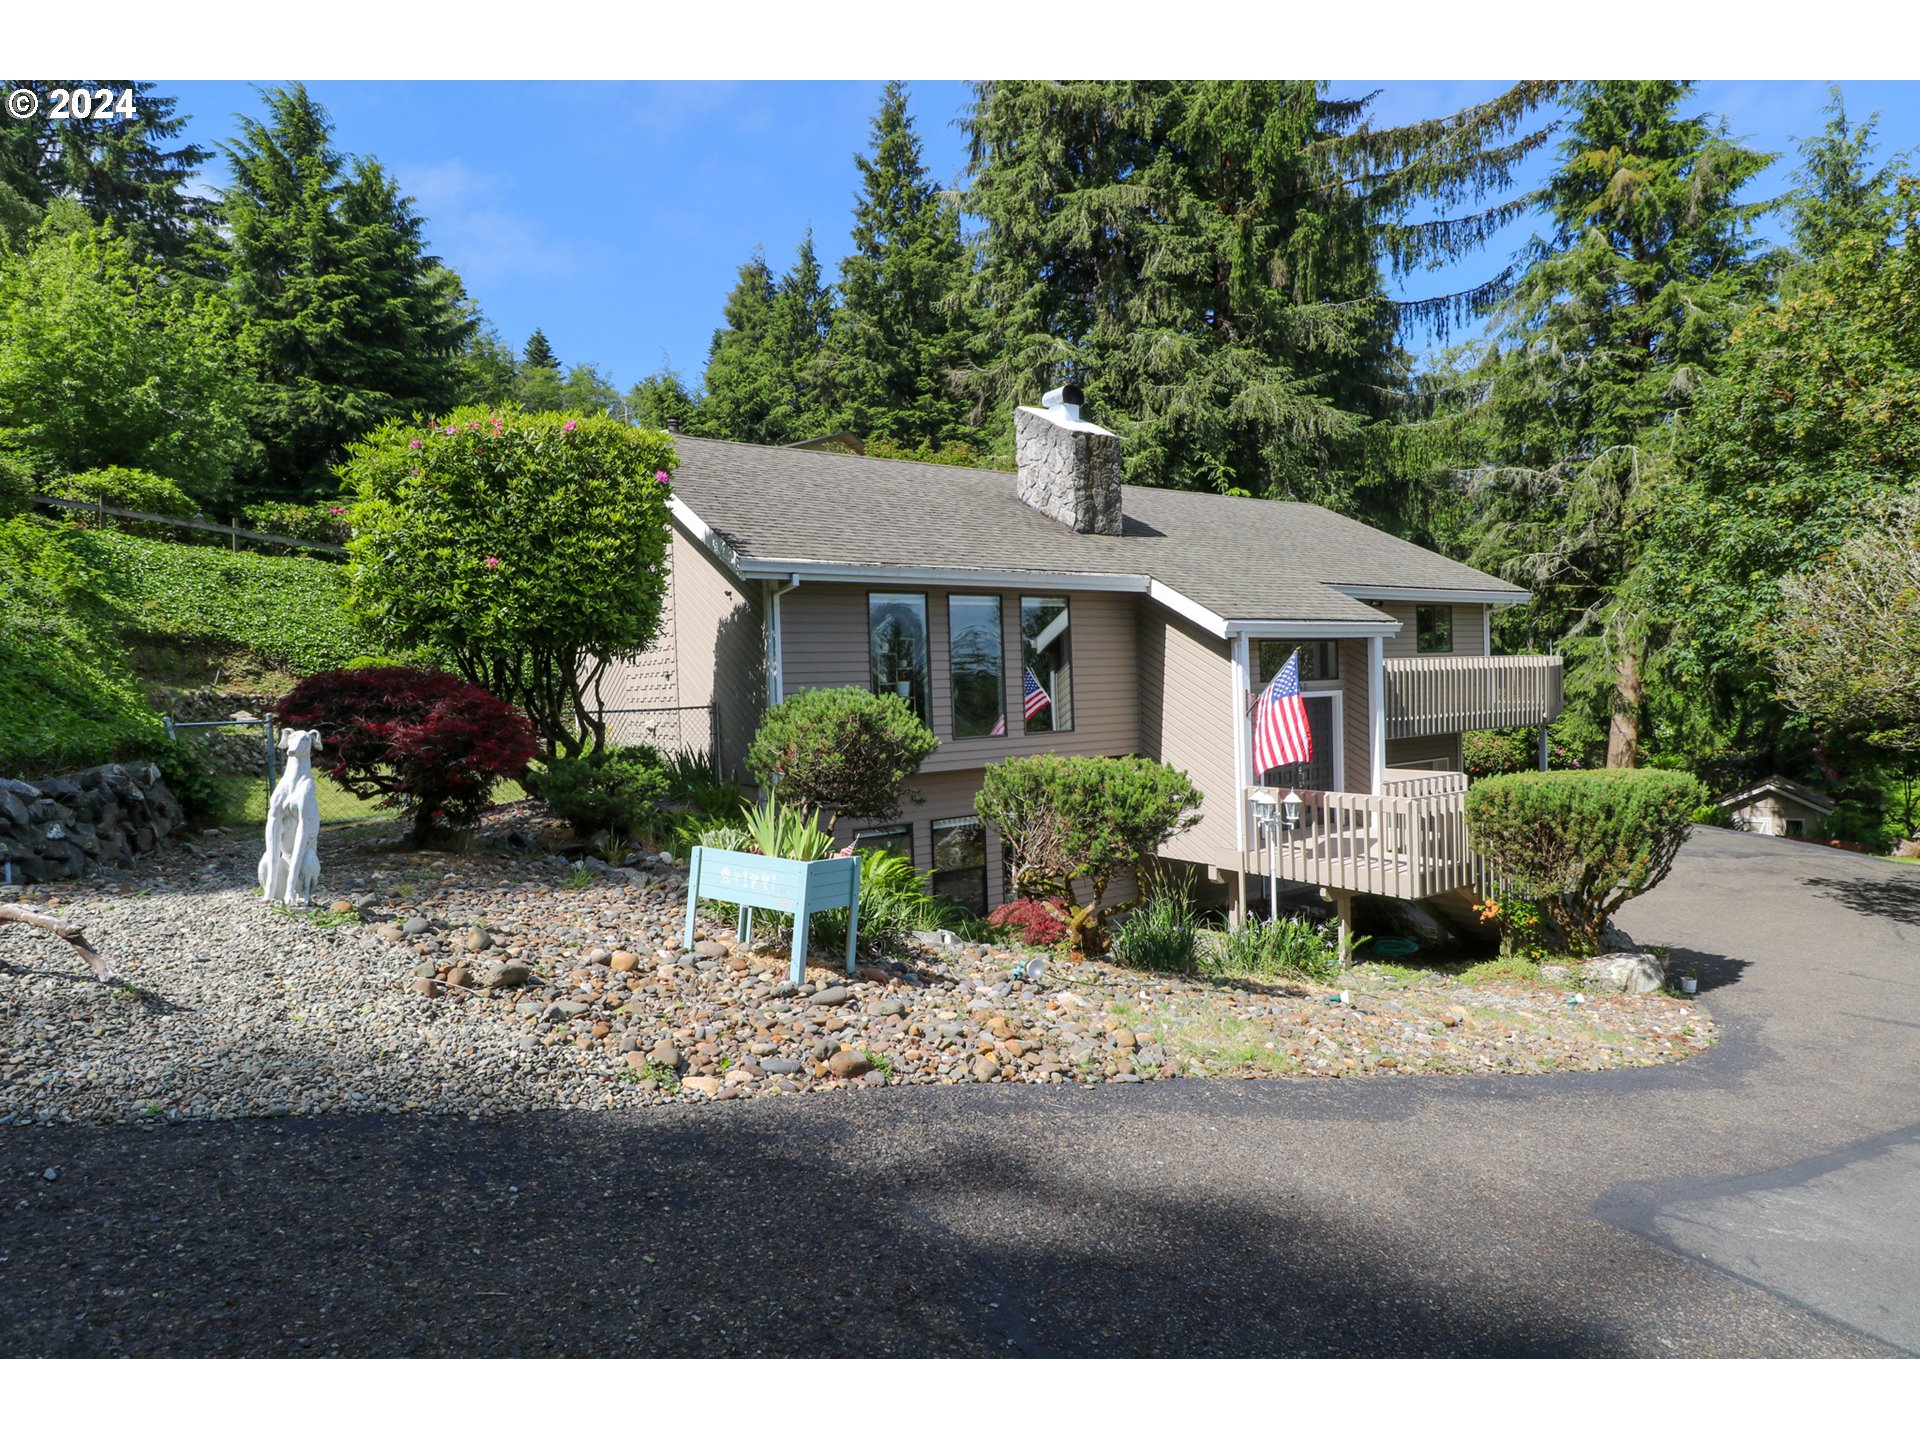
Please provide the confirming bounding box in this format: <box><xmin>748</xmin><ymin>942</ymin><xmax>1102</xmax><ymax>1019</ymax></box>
<box><xmin>161</xmin><ymin>79</ymin><xmax>1920</xmax><ymax>392</ymax></box>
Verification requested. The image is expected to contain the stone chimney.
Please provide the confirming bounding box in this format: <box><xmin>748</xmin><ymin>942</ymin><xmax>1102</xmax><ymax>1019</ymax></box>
<box><xmin>1014</xmin><ymin>385</ymin><xmax>1123</xmax><ymax>536</ymax></box>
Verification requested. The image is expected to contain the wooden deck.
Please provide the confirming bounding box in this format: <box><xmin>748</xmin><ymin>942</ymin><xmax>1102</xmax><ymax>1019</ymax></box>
<box><xmin>1243</xmin><ymin>780</ymin><xmax>1491</xmax><ymax>901</ymax></box>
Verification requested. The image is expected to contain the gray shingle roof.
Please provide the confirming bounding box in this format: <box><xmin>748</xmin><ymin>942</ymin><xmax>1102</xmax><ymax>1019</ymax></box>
<box><xmin>668</xmin><ymin>435</ymin><xmax>1523</xmax><ymax>625</ymax></box>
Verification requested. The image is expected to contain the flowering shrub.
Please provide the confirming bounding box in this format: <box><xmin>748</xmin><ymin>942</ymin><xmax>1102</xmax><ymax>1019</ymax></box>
<box><xmin>340</xmin><ymin>406</ymin><xmax>675</xmax><ymax>757</ymax></box>
<box><xmin>988</xmin><ymin>897</ymin><xmax>1070</xmax><ymax>948</ymax></box>
<box><xmin>1473</xmin><ymin>892</ymin><xmax>1548</xmax><ymax>962</ymax></box>
<box><xmin>275</xmin><ymin>666</ymin><xmax>536</xmax><ymax>845</ymax></box>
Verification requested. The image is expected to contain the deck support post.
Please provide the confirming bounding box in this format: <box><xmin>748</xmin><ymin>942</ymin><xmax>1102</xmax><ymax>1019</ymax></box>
<box><xmin>1233</xmin><ymin>866</ymin><xmax>1248</xmax><ymax>931</ymax></box>
<box><xmin>1325</xmin><ymin>888</ymin><xmax>1354</xmax><ymax>967</ymax></box>
<box><xmin>1538</xmin><ymin>721</ymin><xmax>1550</xmax><ymax>772</ymax></box>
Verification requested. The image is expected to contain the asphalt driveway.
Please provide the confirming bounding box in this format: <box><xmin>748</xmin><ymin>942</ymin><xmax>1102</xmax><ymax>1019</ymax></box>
<box><xmin>3</xmin><ymin>827</ymin><xmax>1917</xmax><ymax>1357</ymax></box>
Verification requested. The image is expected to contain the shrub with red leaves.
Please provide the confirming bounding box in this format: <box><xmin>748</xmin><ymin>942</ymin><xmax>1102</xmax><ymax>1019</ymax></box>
<box><xmin>276</xmin><ymin>667</ymin><xmax>536</xmax><ymax>845</ymax></box>
<box><xmin>987</xmin><ymin>897</ymin><xmax>1070</xmax><ymax>948</ymax></box>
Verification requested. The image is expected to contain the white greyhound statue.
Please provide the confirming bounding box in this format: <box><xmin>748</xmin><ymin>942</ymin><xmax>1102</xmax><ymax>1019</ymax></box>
<box><xmin>259</xmin><ymin>728</ymin><xmax>323</xmax><ymax>906</ymax></box>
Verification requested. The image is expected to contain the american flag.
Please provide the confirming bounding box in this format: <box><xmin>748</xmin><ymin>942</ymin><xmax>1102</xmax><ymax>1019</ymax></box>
<box><xmin>1252</xmin><ymin>648</ymin><xmax>1312</xmax><ymax>777</ymax></box>
<box><xmin>1023</xmin><ymin>667</ymin><xmax>1052</xmax><ymax>722</ymax></box>
<box><xmin>989</xmin><ymin>713</ymin><xmax>1006</xmax><ymax>736</ymax></box>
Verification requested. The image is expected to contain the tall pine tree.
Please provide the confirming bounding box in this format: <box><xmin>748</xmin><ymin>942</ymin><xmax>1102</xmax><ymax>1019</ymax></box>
<box><xmin>523</xmin><ymin>327</ymin><xmax>559</xmax><ymax>372</ymax></box>
<box><xmin>216</xmin><ymin>84</ymin><xmax>474</xmax><ymax>499</ymax></box>
<box><xmin>697</xmin><ymin>237</ymin><xmax>836</xmax><ymax>443</ymax></box>
<box><xmin>1458</xmin><ymin>81</ymin><xmax>1774</xmax><ymax>766</ymax></box>
<box><xmin>0</xmin><ymin>81</ymin><xmax>212</xmax><ymax>267</ymax></box>
<box><xmin>1787</xmin><ymin>87</ymin><xmax>1907</xmax><ymax>265</ymax></box>
<box><xmin>828</xmin><ymin>82</ymin><xmax>978</xmax><ymax>450</ymax></box>
<box><xmin>961</xmin><ymin>81</ymin><xmax>1560</xmax><ymax>518</ymax></box>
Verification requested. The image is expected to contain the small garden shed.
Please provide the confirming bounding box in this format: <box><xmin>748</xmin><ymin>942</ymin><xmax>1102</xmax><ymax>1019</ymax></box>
<box><xmin>1716</xmin><ymin>775</ymin><xmax>1836</xmax><ymax>838</ymax></box>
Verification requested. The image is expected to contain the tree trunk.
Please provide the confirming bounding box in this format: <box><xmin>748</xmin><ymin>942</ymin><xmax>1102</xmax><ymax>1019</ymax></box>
<box><xmin>1606</xmin><ymin>634</ymin><xmax>1643</xmax><ymax>769</ymax></box>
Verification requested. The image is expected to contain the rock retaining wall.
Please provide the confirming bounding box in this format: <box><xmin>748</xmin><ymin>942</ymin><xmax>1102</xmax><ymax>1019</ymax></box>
<box><xmin>0</xmin><ymin>763</ymin><xmax>184</xmax><ymax>883</ymax></box>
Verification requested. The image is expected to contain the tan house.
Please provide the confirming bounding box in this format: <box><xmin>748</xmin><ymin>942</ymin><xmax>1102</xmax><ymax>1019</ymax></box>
<box><xmin>607</xmin><ymin>390</ymin><xmax>1563</xmax><ymax>924</ymax></box>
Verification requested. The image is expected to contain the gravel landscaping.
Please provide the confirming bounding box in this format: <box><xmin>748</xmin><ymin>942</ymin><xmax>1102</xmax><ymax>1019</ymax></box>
<box><xmin>1</xmin><ymin>807</ymin><xmax>1717</xmax><ymax>1125</ymax></box>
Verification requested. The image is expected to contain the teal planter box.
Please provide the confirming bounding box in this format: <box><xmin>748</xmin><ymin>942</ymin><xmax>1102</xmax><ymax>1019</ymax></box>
<box><xmin>684</xmin><ymin>847</ymin><xmax>861</xmax><ymax>985</ymax></box>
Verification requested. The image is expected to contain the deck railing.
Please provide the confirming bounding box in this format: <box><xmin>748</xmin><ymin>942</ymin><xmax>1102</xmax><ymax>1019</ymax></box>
<box><xmin>1381</xmin><ymin>654</ymin><xmax>1563</xmax><ymax>739</ymax></box>
<box><xmin>1379</xmin><ymin>766</ymin><xmax>1468</xmax><ymax>798</ymax></box>
<box><xmin>1245</xmin><ymin>785</ymin><xmax>1490</xmax><ymax>901</ymax></box>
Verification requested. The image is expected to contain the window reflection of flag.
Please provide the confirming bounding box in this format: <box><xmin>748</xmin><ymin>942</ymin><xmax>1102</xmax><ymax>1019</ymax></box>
<box><xmin>989</xmin><ymin>714</ymin><xmax>1006</xmax><ymax>736</ymax></box>
<box><xmin>1023</xmin><ymin>668</ymin><xmax>1052</xmax><ymax>721</ymax></box>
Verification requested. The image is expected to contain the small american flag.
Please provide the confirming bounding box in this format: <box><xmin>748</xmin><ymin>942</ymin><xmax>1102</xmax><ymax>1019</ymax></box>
<box><xmin>1022</xmin><ymin>668</ymin><xmax>1052</xmax><ymax>722</ymax></box>
<box><xmin>1252</xmin><ymin>648</ymin><xmax>1312</xmax><ymax>777</ymax></box>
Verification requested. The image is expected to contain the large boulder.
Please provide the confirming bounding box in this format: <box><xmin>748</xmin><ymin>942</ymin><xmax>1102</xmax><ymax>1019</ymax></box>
<box><xmin>1579</xmin><ymin>951</ymin><xmax>1668</xmax><ymax>995</ymax></box>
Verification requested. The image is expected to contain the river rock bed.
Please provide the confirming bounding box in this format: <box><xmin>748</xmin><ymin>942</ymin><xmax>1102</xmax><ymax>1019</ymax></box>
<box><xmin>1</xmin><ymin>810</ymin><xmax>1716</xmax><ymax>1125</ymax></box>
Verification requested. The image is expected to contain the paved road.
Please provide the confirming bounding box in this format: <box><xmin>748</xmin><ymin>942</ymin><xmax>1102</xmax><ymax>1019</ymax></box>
<box><xmin>3</xmin><ymin>829</ymin><xmax>1917</xmax><ymax>1357</ymax></box>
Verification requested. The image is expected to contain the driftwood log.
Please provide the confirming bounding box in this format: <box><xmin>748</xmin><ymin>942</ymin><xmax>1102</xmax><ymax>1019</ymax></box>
<box><xmin>0</xmin><ymin>903</ymin><xmax>112</xmax><ymax>981</ymax></box>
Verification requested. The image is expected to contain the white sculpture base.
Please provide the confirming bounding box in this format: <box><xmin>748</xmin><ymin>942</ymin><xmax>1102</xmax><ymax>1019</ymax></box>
<box><xmin>260</xmin><ymin>727</ymin><xmax>324</xmax><ymax>906</ymax></box>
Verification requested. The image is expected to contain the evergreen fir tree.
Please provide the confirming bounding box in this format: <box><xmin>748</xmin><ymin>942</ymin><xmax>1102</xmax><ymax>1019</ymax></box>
<box><xmin>0</xmin><ymin>81</ymin><xmax>212</xmax><ymax>267</ymax></box>
<box><xmin>216</xmin><ymin>84</ymin><xmax>474</xmax><ymax>499</ymax></box>
<box><xmin>828</xmin><ymin>82</ymin><xmax>978</xmax><ymax>449</ymax></box>
<box><xmin>1459</xmin><ymin>81</ymin><xmax>1774</xmax><ymax>766</ymax></box>
<box><xmin>628</xmin><ymin>367</ymin><xmax>698</xmax><ymax>433</ymax></box>
<box><xmin>961</xmin><ymin>80</ymin><xmax>1559</xmax><ymax>517</ymax></box>
<box><xmin>1788</xmin><ymin>86</ymin><xmax>1907</xmax><ymax>264</ymax></box>
<box><xmin>523</xmin><ymin>327</ymin><xmax>559</xmax><ymax>372</ymax></box>
<box><xmin>697</xmin><ymin>239</ymin><xmax>836</xmax><ymax>443</ymax></box>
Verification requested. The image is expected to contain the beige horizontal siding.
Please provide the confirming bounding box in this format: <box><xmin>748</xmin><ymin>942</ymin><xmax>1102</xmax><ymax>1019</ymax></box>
<box><xmin>1340</xmin><ymin>637</ymin><xmax>1369</xmax><ymax>796</ymax></box>
<box><xmin>1387</xmin><ymin>734</ymin><xmax>1463</xmax><ymax>770</ymax></box>
<box><xmin>1379</xmin><ymin>601</ymin><xmax>1487</xmax><ymax>660</ymax></box>
<box><xmin>780</xmin><ymin>584</ymin><xmax>1139</xmax><ymax>774</ymax></box>
<box><xmin>598</xmin><ymin>523</ymin><xmax>761</xmax><ymax>761</ymax></box>
<box><xmin>1137</xmin><ymin>607</ymin><xmax>1238</xmax><ymax>869</ymax></box>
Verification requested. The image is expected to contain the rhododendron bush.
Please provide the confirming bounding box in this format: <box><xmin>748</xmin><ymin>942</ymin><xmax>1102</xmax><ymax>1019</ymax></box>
<box><xmin>340</xmin><ymin>406</ymin><xmax>675</xmax><ymax>757</ymax></box>
<box><xmin>276</xmin><ymin>666</ymin><xmax>536</xmax><ymax>845</ymax></box>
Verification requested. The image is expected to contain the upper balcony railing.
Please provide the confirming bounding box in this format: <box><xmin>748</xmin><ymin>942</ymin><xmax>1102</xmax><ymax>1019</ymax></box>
<box><xmin>1381</xmin><ymin>654</ymin><xmax>1563</xmax><ymax>740</ymax></box>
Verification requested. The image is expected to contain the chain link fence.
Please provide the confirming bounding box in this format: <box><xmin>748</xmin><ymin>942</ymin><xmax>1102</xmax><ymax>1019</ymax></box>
<box><xmin>164</xmin><ymin>716</ymin><xmax>389</xmax><ymax>830</ymax></box>
<box><xmin>594</xmin><ymin>704</ymin><xmax>719</xmax><ymax>764</ymax></box>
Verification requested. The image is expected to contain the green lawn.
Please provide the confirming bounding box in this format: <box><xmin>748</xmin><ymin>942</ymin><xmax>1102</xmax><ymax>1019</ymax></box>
<box><xmin>208</xmin><ymin>775</ymin><xmax>528</xmax><ymax>829</ymax></box>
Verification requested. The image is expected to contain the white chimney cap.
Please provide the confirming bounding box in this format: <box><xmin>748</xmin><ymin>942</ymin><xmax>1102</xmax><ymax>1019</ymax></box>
<box><xmin>1041</xmin><ymin>385</ymin><xmax>1082</xmax><ymax>422</ymax></box>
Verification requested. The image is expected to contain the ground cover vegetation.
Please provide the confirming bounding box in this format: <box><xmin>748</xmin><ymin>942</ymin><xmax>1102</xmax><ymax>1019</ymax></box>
<box><xmin>3</xmin><ymin>77</ymin><xmax>1917</xmax><ymax>852</ymax></box>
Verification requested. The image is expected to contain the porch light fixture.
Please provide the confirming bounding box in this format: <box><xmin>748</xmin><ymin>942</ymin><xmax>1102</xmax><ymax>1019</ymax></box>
<box><xmin>1249</xmin><ymin>789</ymin><xmax>1280</xmax><ymax>925</ymax></box>
<box><xmin>1281</xmin><ymin>790</ymin><xmax>1302</xmax><ymax>830</ymax></box>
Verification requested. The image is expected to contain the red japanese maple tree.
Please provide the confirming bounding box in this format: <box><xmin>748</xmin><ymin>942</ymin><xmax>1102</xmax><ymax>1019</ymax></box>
<box><xmin>276</xmin><ymin>667</ymin><xmax>536</xmax><ymax>845</ymax></box>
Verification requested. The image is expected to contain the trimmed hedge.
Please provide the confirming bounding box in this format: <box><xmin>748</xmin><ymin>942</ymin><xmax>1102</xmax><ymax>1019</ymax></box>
<box><xmin>1465</xmin><ymin>768</ymin><xmax>1707</xmax><ymax>956</ymax></box>
<box><xmin>746</xmin><ymin>686</ymin><xmax>938</xmax><ymax>824</ymax></box>
<box><xmin>71</xmin><ymin>527</ymin><xmax>370</xmax><ymax>676</ymax></box>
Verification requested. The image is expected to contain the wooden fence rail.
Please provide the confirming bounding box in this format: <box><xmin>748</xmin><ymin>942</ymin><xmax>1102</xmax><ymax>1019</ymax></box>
<box><xmin>31</xmin><ymin>494</ymin><xmax>347</xmax><ymax>557</ymax></box>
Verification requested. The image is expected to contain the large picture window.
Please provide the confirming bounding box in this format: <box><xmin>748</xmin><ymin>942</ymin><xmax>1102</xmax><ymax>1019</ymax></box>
<box><xmin>869</xmin><ymin>592</ymin><xmax>929</xmax><ymax>725</ymax></box>
<box><xmin>931</xmin><ymin>816</ymin><xmax>988</xmax><ymax>916</ymax></box>
<box><xmin>949</xmin><ymin>595</ymin><xmax>1005</xmax><ymax>739</ymax></box>
<box><xmin>1020</xmin><ymin>596</ymin><xmax>1072</xmax><ymax>733</ymax></box>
